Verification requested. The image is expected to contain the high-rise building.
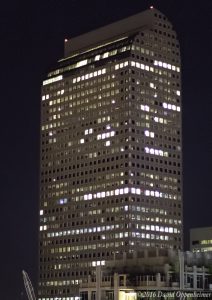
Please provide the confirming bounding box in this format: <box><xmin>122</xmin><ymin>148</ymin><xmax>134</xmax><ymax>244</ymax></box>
<box><xmin>39</xmin><ymin>7</ymin><xmax>182</xmax><ymax>300</ymax></box>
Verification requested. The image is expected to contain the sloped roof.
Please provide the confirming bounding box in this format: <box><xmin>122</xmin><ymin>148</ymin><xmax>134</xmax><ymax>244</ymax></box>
<box><xmin>64</xmin><ymin>8</ymin><xmax>164</xmax><ymax>57</ymax></box>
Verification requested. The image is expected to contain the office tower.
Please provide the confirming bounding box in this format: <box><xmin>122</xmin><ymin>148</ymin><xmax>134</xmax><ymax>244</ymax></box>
<box><xmin>39</xmin><ymin>7</ymin><xmax>182</xmax><ymax>300</ymax></box>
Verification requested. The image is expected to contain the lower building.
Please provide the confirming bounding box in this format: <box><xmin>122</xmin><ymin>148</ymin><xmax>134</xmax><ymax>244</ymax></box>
<box><xmin>190</xmin><ymin>227</ymin><xmax>212</xmax><ymax>252</ymax></box>
<box><xmin>80</xmin><ymin>249</ymin><xmax>212</xmax><ymax>300</ymax></box>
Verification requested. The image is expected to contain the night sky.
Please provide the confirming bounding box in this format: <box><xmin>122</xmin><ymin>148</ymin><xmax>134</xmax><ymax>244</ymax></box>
<box><xmin>0</xmin><ymin>1</ymin><xmax>211</xmax><ymax>299</ymax></box>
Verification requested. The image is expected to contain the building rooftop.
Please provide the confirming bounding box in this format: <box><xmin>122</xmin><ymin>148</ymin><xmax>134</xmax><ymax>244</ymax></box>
<box><xmin>64</xmin><ymin>8</ymin><xmax>169</xmax><ymax>57</ymax></box>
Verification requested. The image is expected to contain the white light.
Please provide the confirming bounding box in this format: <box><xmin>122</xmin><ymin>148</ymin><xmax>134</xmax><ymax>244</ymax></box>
<box><xmin>141</xmin><ymin>105</ymin><xmax>150</xmax><ymax>112</ymax></box>
<box><xmin>103</xmin><ymin>52</ymin><xmax>109</xmax><ymax>58</ymax></box>
<box><xmin>145</xmin><ymin>190</ymin><xmax>150</xmax><ymax>196</ymax></box>
<box><xmin>159</xmin><ymin>150</ymin><xmax>163</xmax><ymax>156</ymax></box>
<box><xmin>145</xmin><ymin>130</ymin><xmax>149</xmax><ymax>137</ymax></box>
<box><xmin>84</xmin><ymin>128</ymin><xmax>93</xmax><ymax>135</ymax></box>
<box><xmin>145</xmin><ymin>147</ymin><xmax>167</xmax><ymax>157</ymax></box>
<box><xmin>94</xmin><ymin>55</ymin><xmax>100</xmax><ymax>61</ymax></box>
<box><xmin>124</xmin><ymin>187</ymin><xmax>129</xmax><ymax>194</ymax></box>
<box><xmin>155</xmin><ymin>191</ymin><xmax>160</xmax><ymax>197</ymax></box>
<box><xmin>145</xmin><ymin>147</ymin><xmax>149</xmax><ymax>153</ymax></box>
<box><xmin>76</xmin><ymin>59</ymin><xmax>87</xmax><ymax>68</ymax></box>
<box><xmin>150</xmin><ymin>148</ymin><xmax>154</xmax><ymax>154</ymax></box>
<box><xmin>136</xmin><ymin>188</ymin><xmax>141</xmax><ymax>195</ymax></box>
<box><xmin>120</xmin><ymin>188</ymin><xmax>124</xmax><ymax>195</ymax></box>
<box><xmin>154</xmin><ymin>60</ymin><xmax>180</xmax><ymax>73</ymax></box>
<box><xmin>163</xmin><ymin>102</ymin><xmax>180</xmax><ymax>112</ymax></box>
<box><xmin>72</xmin><ymin>68</ymin><xmax>106</xmax><ymax>83</ymax></box>
<box><xmin>43</xmin><ymin>75</ymin><xmax>63</xmax><ymax>86</ymax></box>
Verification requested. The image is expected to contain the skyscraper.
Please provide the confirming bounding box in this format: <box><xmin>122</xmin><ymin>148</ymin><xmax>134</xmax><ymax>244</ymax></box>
<box><xmin>39</xmin><ymin>8</ymin><xmax>182</xmax><ymax>300</ymax></box>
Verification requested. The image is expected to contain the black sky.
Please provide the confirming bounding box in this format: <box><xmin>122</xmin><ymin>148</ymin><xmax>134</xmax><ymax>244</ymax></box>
<box><xmin>0</xmin><ymin>1</ymin><xmax>211</xmax><ymax>299</ymax></box>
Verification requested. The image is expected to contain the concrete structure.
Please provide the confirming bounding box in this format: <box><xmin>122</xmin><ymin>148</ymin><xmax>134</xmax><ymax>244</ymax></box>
<box><xmin>80</xmin><ymin>250</ymin><xmax>212</xmax><ymax>300</ymax></box>
<box><xmin>39</xmin><ymin>7</ymin><xmax>182</xmax><ymax>300</ymax></box>
<box><xmin>190</xmin><ymin>227</ymin><xmax>212</xmax><ymax>252</ymax></box>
